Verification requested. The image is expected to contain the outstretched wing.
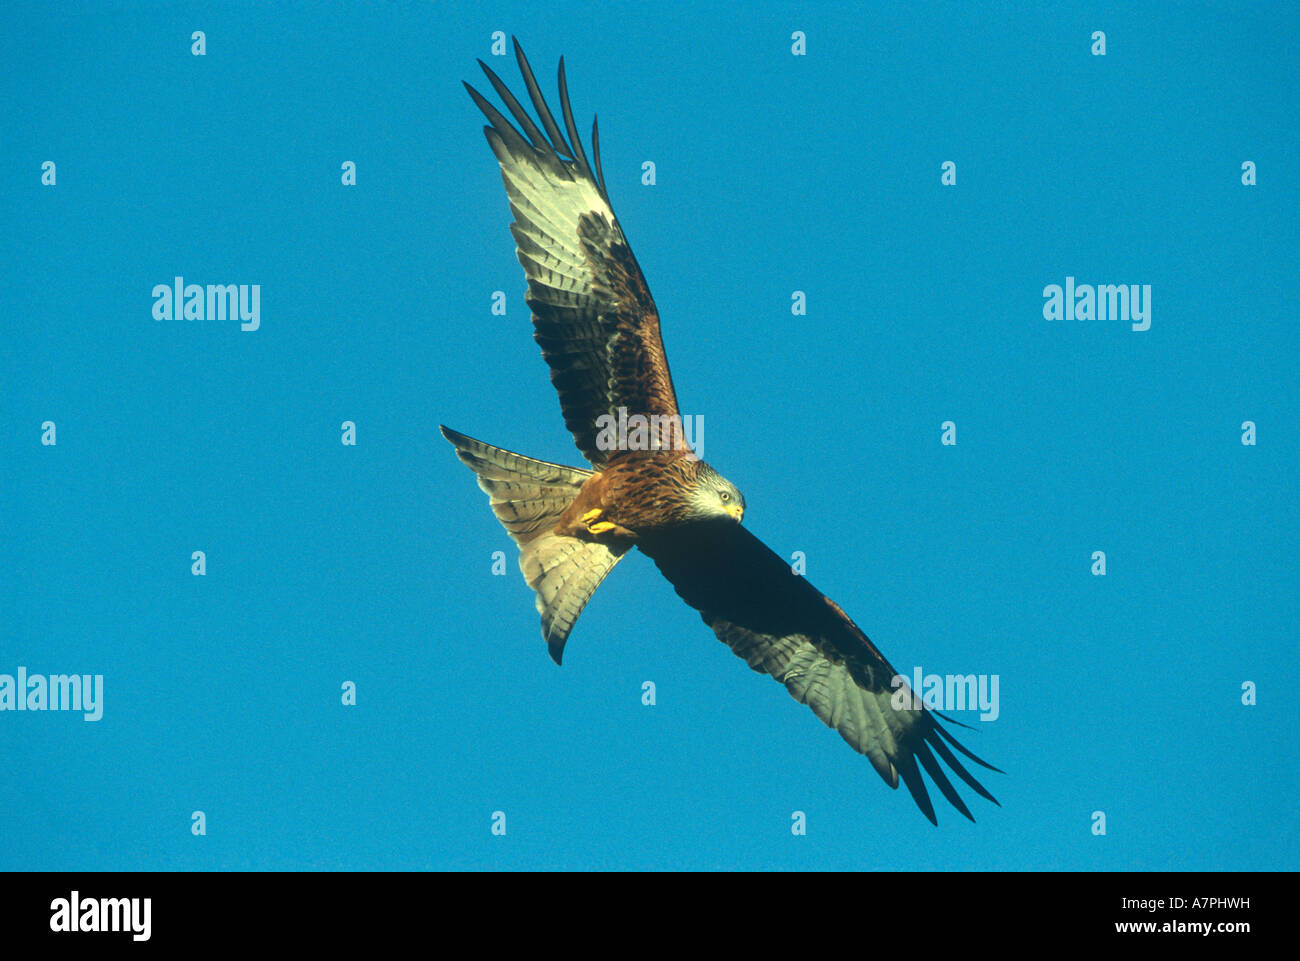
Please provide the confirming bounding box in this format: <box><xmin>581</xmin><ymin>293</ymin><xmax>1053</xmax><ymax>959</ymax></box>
<box><xmin>466</xmin><ymin>39</ymin><xmax>683</xmax><ymax>467</ymax></box>
<box><xmin>639</xmin><ymin>520</ymin><xmax>1002</xmax><ymax>824</ymax></box>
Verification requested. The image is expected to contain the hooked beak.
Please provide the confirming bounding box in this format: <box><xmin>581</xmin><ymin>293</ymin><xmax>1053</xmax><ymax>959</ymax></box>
<box><xmin>725</xmin><ymin>503</ymin><xmax>745</xmax><ymax>523</ymax></box>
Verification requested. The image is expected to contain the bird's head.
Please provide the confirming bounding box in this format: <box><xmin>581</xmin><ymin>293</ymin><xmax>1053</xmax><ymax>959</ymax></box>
<box><xmin>691</xmin><ymin>462</ymin><xmax>746</xmax><ymax>523</ymax></box>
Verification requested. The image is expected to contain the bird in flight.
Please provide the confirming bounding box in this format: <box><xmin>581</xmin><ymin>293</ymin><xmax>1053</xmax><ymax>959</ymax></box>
<box><xmin>443</xmin><ymin>39</ymin><xmax>1000</xmax><ymax>824</ymax></box>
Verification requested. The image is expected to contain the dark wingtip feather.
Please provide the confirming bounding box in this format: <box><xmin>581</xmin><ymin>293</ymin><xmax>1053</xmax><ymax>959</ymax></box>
<box><xmin>478</xmin><ymin>57</ymin><xmax>550</xmax><ymax>151</ymax></box>
<box><xmin>926</xmin><ymin>729</ymin><xmax>1000</xmax><ymax>806</ymax></box>
<box><xmin>512</xmin><ymin>37</ymin><xmax>573</xmax><ymax>160</ymax></box>
<box><xmin>556</xmin><ymin>56</ymin><xmax>591</xmax><ymax>174</ymax></box>
<box><xmin>463</xmin><ymin>81</ymin><xmax>532</xmax><ymax>157</ymax></box>
<box><xmin>470</xmin><ymin>38</ymin><xmax>608</xmax><ymax>204</ymax></box>
<box><xmin>932</xmin><ymin>720</ymin><xmax>1006</xmax><ymax>774</ymax></box>
<box><xmin>591</xmin><ymin>114</ymin><xmax>608</xmax><ymax>197</ymax></box>
<box><xmin>914</xmin><ymin>740</ymin><xmax>975</xmax><ymax>822</ymax></box>
<box><xmin>933</xmin><ymin>709</ymin><xmax>978</xmax><ymax>732</ymax></box>
<box><xmin>895</xmin><ymin>753</ymin><xmax>939</xmax><ymax>826</ymax></box>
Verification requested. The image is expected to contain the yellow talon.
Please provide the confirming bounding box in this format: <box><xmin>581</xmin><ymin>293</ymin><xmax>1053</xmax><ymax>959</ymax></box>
<box><xmin>580</xmin><ymin>508</ymin><xmax>603</xmax><ymax>523</ymax></box>
<box><xmin>588</xmin><ymin>521</ymin><xmax>617</xmax><ymax>534</ymax></box>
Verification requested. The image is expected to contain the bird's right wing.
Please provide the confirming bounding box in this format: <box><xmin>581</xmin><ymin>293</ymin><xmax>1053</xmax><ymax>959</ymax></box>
<box><xmin>465</xmin><ymin>39</ymin><xmax>686</xmax><ymax>467</ymax></box>
<box><xmin>639</xmin><ymin>520</ymin><xmax>1002</xmax><ymax>824</ymax></box>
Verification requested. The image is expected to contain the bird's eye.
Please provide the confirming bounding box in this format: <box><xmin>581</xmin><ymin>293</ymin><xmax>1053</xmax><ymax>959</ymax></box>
<box><xmin>720</xmin><ymin>492</ymin><xmax>730</xmax><ymax>502</ymax></box>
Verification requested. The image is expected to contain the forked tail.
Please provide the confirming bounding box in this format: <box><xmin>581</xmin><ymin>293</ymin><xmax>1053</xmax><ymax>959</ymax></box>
<box><xmin>440</xmin><ymin>426</ymin><xmax>630</xmax><ymax>663</ymax></box>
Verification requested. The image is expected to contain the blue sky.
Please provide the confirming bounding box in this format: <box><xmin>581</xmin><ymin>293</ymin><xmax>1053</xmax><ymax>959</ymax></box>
<box><xmin>1</xmin><ymin>1</ymin><xmax>1295</xmax><ymax>870</ymax></box>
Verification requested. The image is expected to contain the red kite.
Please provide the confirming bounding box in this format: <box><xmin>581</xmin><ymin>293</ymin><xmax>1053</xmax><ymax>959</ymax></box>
<box><xmin>444</xmin><ymin>40</ymin><xmax>1000</xmax><ymax>823</ymax></box>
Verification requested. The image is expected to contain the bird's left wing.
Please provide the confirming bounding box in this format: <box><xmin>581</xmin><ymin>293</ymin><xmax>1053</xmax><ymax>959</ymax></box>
<box><xmin>639</xmin><ymin>521</ymin><xmax>1001</xmax><ymax>824</ymax></box>
<box><xmin>465</xmin><ymin>39</ymin><xmax>684</xmax><ymax>468</ymax></box>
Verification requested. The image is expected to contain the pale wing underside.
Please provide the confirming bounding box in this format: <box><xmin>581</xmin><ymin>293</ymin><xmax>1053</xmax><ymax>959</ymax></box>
<box><xmin>642</xmin><ymin>521</ymin><xmax>1001</xmax><ymax>824</ymax></box>
<box><xmin>466</xmin><ymin>41</ymin><xmax>683</xmax><ymax>467</ymax></box>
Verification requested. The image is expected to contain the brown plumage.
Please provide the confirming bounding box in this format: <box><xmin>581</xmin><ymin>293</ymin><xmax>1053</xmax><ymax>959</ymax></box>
<box><xmin>443</xmin><ymin>39</ymin><xmax>1001</xmax><ymax>824</ymax></box>
<box><xmin>463</xmin><ymin>60</ymin><xmax>680</xmax><ymax>467</ymax></box>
